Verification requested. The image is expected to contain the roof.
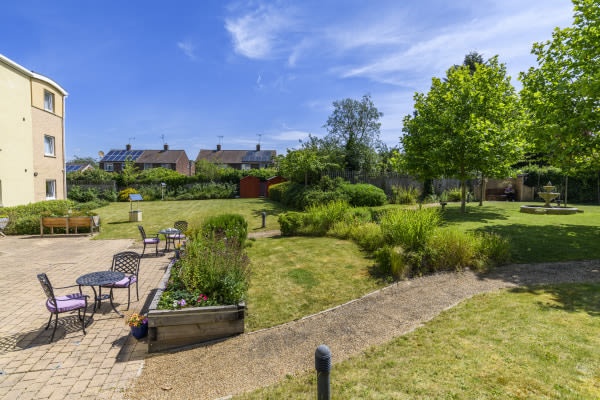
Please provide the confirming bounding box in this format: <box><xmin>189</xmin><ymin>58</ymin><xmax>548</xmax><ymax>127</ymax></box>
<box><xmin>136</xmin><ymin>150</ymin><xmax>187</xmax><ymax>164</ymax></box>
<box><xmin>66</xmin><ymin>164</ymin><xmax>93</xmax><ymax>172</ymax></box>
<box><xmin>100</xmin><ymin>150</ymin><xmax>144</xmax><ymax>163</ymax></box>
<box><xmin>197</xmin><ymin>149</ymin><xmax>276</xmax><ymax>164</ymax></box>
<box><xmin>0</xmin><ymin>53</ymin><xmax>68</xmax><ymax>96</ymax></box>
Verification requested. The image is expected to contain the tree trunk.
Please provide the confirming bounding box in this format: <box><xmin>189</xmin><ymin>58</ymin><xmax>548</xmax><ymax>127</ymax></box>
<box><xmin>461</xmin><ymin>180</ymin><xmax>466</xmax><ymax>213</ymax></box>
<box><xmin>564</xmin><ymin>175</ymin><xmax>568</xmax><ymax>207</ymax></box>
<box><xmin>479</xmin><ymin>173</ymin><xmax>484</xmax><ymax>206</ymax></box>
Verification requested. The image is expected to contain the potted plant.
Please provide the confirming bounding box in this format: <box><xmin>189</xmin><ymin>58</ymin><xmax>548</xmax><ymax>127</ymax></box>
<box><xmin>127</xmin><ymin>312</ymin><xmax>148</xmax><ymax>339</ymax></box>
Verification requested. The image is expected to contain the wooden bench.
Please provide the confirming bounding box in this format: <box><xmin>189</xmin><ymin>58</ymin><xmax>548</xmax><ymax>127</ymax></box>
<box><xmin>40</xmin><ymin>216</ymin><xmax>100</xmax><ymax>236</ymax></box>
<box><xmin>486</xmin><ymin>188</ymin><xmax>508</xmax><ymax>201</ymax></box>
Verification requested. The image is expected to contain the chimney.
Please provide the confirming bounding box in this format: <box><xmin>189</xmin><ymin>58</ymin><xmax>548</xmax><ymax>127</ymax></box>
<box><xmin>163</xmin><ymin>143</ymin><xmax>169</xmax><ymax>151</ymax></box>
<box><xmin>217</xmin><ymin>144</ymin><xmax>222</xmax><ymax>151</ymax></box>
<box><xmin>256</xmin><ymin>144</ymin><xmax>261</xmax><ymax>151</ymax></box>
<box><xmin>126</xmin><ymin>144</ymin><xmax>132</xmax><ymax>151</ymax></box>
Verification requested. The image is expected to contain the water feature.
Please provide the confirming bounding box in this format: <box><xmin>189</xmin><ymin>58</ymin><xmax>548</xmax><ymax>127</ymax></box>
<box><xmin>520</xmin><ymin>182</ymin><xmax>582</xmax><ymax>215</ymax></box>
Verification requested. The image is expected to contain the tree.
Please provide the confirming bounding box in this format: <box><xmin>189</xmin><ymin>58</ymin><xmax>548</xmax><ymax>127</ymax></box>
<box><xmin>120</xmin><ymin>156</ymin><xmax>139</xmax><ymax>186</ymax></box>
<box><xmin>277</xmin><ymin>147</ymin><xmax>335</xmax><ymax>185</ymax></box>
<box><xmin>520</xmin><ymin>0</ymin><xmax>600</xmax><ymax>206</ymax></box>
<box><xmin>323</xmin><ymin>94</ymin><xmax>384</xmax><ymax>172</ymax></box>
<box><xmin>68</xmin><ymin>156</ymin><xmax>98</xmax><ymax>168</ymax></box>
<box><xmin>402</xmin><ymin>56</ymin><xmax>526</xmax><ymax>212</ymax></box>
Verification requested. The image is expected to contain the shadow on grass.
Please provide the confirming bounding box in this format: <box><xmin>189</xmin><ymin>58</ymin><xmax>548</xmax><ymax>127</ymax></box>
<box><xmin>509</xmin><ymin>283</ymin><xmax>600</xmax><ymax>317</ymax></box>
<box><xmin>442</xmin><ymin>206</ymin><xmax>508</xmax><ymax>225</ymax></box>
<box><xmin>472</xmin><ymin>223</ymin><xmax>600</xmax><ymax>263</ymax></box>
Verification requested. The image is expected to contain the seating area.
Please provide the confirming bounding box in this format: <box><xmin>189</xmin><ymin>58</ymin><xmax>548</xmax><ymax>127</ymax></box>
<box><xmin>486</xmin><ymin>188</ymin><xmax>510</xmax><ymax>201</ymax></box>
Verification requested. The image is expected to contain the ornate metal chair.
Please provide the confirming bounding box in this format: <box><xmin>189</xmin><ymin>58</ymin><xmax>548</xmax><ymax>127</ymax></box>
<box><xmin>138</xmin><ymin>225</ymin><xmax>159</xmax><ymax>256</ymax></box>
<box><xmin>168</xmin><ymin>220</ymin><xmax>188</xmax><ymax>247</ymax></box>
<box><xmin>102</xmin><ymin>251</ymin><xmax>141</xmax><ymax>310</ymax></box>
<box><xmin>37</xmin><ymin>273</ymin><xmax>88</xmax><ymax>343</ymax></box>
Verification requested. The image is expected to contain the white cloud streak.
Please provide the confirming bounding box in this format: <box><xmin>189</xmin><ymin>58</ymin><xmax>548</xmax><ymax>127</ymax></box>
<box><xmin>177</xmin><ymin>41</ymin><xmax>197</xmax><ymax>60</ymax></box>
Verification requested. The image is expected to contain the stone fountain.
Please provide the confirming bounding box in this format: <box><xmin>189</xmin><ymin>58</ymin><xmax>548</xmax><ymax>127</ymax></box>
<box><xmin>520</xmin><ymin>181</ymin><xmax>582</xmax><ymax>215</ymax></box>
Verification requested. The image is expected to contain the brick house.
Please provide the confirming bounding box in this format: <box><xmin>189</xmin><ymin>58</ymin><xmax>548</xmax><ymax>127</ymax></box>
<box><xmin>99</xmin><ymin>144</ymin><xmax>195</xmax><ymax>176</ymax></box>
<box><xmin>196</xmin><ymin>144</ymin><xmax>276</xmax><ymax>170</ymax></box>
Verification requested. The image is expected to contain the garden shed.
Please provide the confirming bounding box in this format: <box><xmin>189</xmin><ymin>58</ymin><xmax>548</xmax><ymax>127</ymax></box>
<box><xmin>240</xmin><ymin>175</ymin><xmax>261</xmax><ymax>198</ymax></box>
<box><xmin>266</xmin><ymin>176</ymin><xmax>287</xmax><ymax>197</ymax></box>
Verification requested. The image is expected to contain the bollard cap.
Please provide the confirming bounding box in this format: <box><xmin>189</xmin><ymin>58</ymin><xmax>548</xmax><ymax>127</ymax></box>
<box><xmin>315</xmin><ymin>345</ymin><xmax>331</xmax><ymax>372</ymax></box>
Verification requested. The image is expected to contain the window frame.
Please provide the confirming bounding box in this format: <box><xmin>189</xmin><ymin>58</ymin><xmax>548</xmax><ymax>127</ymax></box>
<box><xmin>144</xmin><ymin>163</ymin><xmax>153</xmax><ymax>170</ymax></box>
<box><xmin>44</xmin><ymin>135</ymin><xmax>55</xmax><ymax>157</ymax></box>
<box><xmin>160</xmin><ymin>163</ymin><xmax>171</xmax><ymax>169</ymax></box>
<box><xmin>45</xmin><ymin>180</ymin><xmax>56</xmax><ymax>200</ymax></box>
<box><xmin>44</xmin><ymin>90</ymin><xmax>55</xmax><ymax>113</ymax></box>
<box><xmin>104</xmin><ymin>163</ymin><xmax>114</xmax><ymax>172</ymax></box>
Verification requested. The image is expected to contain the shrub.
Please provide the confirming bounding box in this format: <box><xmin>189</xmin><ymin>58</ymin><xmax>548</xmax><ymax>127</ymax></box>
<box><xmin>475</xmin><ymin>232</ymin><xmax>511</xmax><ymax>267</ymax></box>
<box><xmin>102</xmin><ymin>189</ymin><xmax>118</xmax><ymax>202</ymax></box>
<box><xmin>391</xmin><ymin>185</ymin><xmax>421</xmax><ymax>205</ymax></box>
<box><xmin>118</xmin><ymin>188</ymin><xmax>140</xmax><ymax>202</ymax></box>
<box><xmin>349</xmin><ymin>222</ymin><xmax>385</xmax><ymax>252</ymax></box>
<box><xmin>444</xmin><ymin>187</ymin><xmax>462</xmax><ymax>202</ymax></box>
<box><xmin>375</xmin><ymin>246</ymin><xmax>410</xmax><ymax>279</ymax></box>
<box><xmin>278</xmin><ymin>212</ymin><xmax>305</xmax><ymax>236</ymax></box>
<box><xmin>426</xmin><ymin>228</ymin><xmax>477</xmax><ymax>272</ymax></box>
<box><xmin>341</xmin><ymin>183</ymin><xmax>387</xmax><ymax>207</ymax></box>
<box><xmin>327</xmin><ymin>221</ymin><xmax>354</xmax><ymax>239</ymax></box>
<box><xmin>0</xmin><ymin>200</ymin><xmax>75</xmax><ymax>235</ymax></box>
<box><xmin>202</xmin><ymin>214</ymin><xmax>248</xmax><ymax>245</ymax></box>
<box><xmin>304</xmin><ymin>201</ymin><xmax>350</xmax><ymax>235</ymax></box>
<box><xmin>268</xmin><ymin>181</ymin><xmax>290</xmax><ymax>202</ymax></box>
<box><xmin>380</xmin><ymin>207</ymin><xmax>441</xmax><ymax>251</ymax></box>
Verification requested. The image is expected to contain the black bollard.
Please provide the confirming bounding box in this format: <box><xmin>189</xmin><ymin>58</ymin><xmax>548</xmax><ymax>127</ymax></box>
<box><xmin>261</xmin><ymin>212</ymin><xmax>266</xmax><ymax>228</ymax></box>
<box><xmin>315</xmin><ymin>345</ymin><xmax>331</xmax><ymax>400</ymax></box>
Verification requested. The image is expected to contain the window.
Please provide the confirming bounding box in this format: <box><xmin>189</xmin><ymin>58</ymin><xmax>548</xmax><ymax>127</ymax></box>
<box><xmin>104</xmin><ymin>163</ymin><xmax>114</xmax><ymax>172</ymax></box>
<box><xmin>241</xmin><ymin>163</ymin><xmax>251</xmax><ymax>170</ymax></box>
<box><xmin>144</xmin><ymin>163</ymin><xmax>153</xmax><ymax>170</ymax></box>
<box><xmin>46</xmin><ymin>180</ymin><xmax>56</xmax><ymax>200</ymax></box>
<box><xmin>44</xmin><ymin>135</ymin><xmax>55</xmax><ymax>156</ymax></box>
<box><xmin>161</xmin><ymin>164</ymin><xmax>171</xmax><ymax>169</ymax></box>
<box><xmin>44</xmin><ymin>90</ymin><xmax>54</xmax><ymax>112</ymax></box>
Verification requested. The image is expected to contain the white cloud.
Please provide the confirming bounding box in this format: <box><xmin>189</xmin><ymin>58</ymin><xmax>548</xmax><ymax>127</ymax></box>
<box><xmin>256</xmin><ymin>74</ymin><xmax>263</xmax><ymax>89</ymax></box>
<box><xmin>177</xmin><ymin>41</ymin><xmax>197</xmax><ymax>60</ymax></box>
<box><xmin>270</xmin><ymin>130</ymin><xmax>312</xmax><ymax>141</ymax></box>
<box><xmin>225</xmin><ymin>4</ymin><xmax>294</xmax><ymax>59</ymax></box>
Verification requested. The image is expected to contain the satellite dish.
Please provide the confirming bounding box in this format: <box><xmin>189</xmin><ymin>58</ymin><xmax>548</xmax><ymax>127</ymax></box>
<box><xmin>98</xmin><ymin>151</ymin><xmax>105</xmax><ymax>158</ymax></box>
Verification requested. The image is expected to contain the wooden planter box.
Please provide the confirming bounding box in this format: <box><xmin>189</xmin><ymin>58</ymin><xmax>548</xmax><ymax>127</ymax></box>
<box><xmin>40</xmin><ymin>216</ymin><xmax>100</xmax><ymax>236</ymax></box>
<box><xmin>147</xmin><ymin>261</ymin><xmax>245</xmax><ymax>353</ymax></box>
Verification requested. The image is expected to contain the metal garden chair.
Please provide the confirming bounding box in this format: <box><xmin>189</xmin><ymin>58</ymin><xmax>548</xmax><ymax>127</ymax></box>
<box><xmin>168</xmin><ymin>220</ymin><xmax>188</xmax><ymax>247</ymax></box>
<box><xmin>138</xmin><ymin>225</ymin><xmax>159</xmax><ymax>256</ymax></box>
<box><xmin>102</xmin><ymin>251</ymin><xmax>141</xmax><ymax>310</ymax></box>
<box><xmin>37</xmin><ymin>273</ymin><xmax>88</xmax><ymax>343</ymax></box>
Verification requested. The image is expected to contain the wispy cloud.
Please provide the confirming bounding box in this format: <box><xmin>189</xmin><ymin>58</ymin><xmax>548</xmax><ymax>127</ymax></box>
<box><xmin>225</xmin><ymin>3</ymin><xmax>295</xmax><ymax>59</ymax></box>
<box><xmin>270</xmin><ymin>130</ymin><xmax>312</xmax><ymax>141</ymax></box>
<box><xmin>177</xmin><ymin>40</ymin><xmax>197</xmax><ymax>60</ymax></box>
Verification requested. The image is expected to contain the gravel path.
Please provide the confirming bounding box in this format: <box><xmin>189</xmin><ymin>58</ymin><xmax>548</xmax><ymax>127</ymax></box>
<box><xmin>126</xmin><ymin>259</ymin><xmax>600</xmax><ymax>400</ymax></box>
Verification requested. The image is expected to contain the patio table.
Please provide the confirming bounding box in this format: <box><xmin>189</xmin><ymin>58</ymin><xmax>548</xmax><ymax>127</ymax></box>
<box><xmin>77</xmin><ymin>271</ymin><xmax>125</xmax><ymax>317</ymax></box>
<box><xmin>158</xmin><ymin>228</ymin><xmax>180</xmax><ymax>252</ymax></box>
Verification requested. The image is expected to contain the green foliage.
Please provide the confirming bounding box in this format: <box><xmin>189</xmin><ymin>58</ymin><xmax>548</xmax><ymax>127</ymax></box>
<box><xmin>67</xmin><ymin>156</ymin><xmax>98</xmax><ymax>168</ymax></box>
<box><xmin>303</xmin><ymin>201</ymin><xmax>350</xmax><ymax>235</ymax></box>
<box><xmin>474</xmin><ymin>232</ymin><xmax>511</xmax><ymax>267</ymax></box>
<box><xmin>520</xmin><ymin>165</ymin><xmax>599</xmax><ymax>203</ymax></box>
<box><xmin>375</xmin><ymin>246</ymin><xmax>410</xmax><ymax>279</ymax></box>
<box><xmin>519</xmin><ymin>0</ymin><xmax>600</xmax><ymax>176</ymax></box>
<box><xmin>277</xmin><ymin>148</ymin><xmax>334</xmax><ymax>185</ymax></box>
<box><xmin>68</xmin><ymin>186</ymin><xmax>99</xmax><ymax>203</ymax></box>
<box><xmin>391</xmin><ymin>186</ymin><xmax>421</xmax><ymax>205</ymax></box>
<box><xmin>136</xmin><ymin>167</ymin><xmax>188</xmax><ymax>186</ymax></box>
<box><xmin>402</xmin><ymin>56</ymin><xmax>527</xmax><ymax>212</ymax></box>
<box><xmin>380</xmin><ymin>208</ymin><xmax>442</xmax><ymax>251</ymax></box>
<box><xmin>118</xmin><ymin>188</ymin><xmax>140</xmax><ymax>202</ymax></box>
<box><xmin>0</xmin><ymin>200</ymin><xmax>75</xmax><ymax>235</ymax></box>
<box><xmin>341</xmin><ymin>183</ymin><xmax>387</xmax><ymax>207</ymax></box>
<box><xmin>268</xmin><ymin>181</ymin><xmax>290</xmax><ymax>202</ymax></box>
<box><xmin>278</xmin><ymin>212</ymin><xmax>305</xmax><ymax>236</ymax></box>
<box><xmin>202</xmin><ymin>214</ymin><xmax>248</xmax><ymax>245</ymax></box>
<box><xmin>426</xmin><ymin>229</ymin><xmax>478</xmax><ymax>272</ymax></box>
<box><xmin>195</xmin><ymin>159</ymin><xmax>221</xmax><ymax>181</ymax></box>
<box><xmin>348</xmin><ymin>222</ymin><xmax>385</xmax><ymax>252</ymax></box>
<box><xmin>444</xmin><ymin>187</ymin><xmax>462</xmax><ymax>202</ymax></box>
<box><xmin>67</xmin><ymin>168</ymin><xmax>114</xmax><ymax>183</ymax></box>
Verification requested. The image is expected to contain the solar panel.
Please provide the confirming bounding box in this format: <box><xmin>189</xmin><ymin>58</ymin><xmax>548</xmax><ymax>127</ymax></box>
<box><xmin>128</xmin><ymin>194</ymin><xmax>143</xmax><ymax>201</ymax></box>
<box><xmin>66</xmin><ymin>165</ymin><xmax>82</xmax><ymax>172</ymax></box>
<box><xmin>101</xmin><ymin>150</ymin><xmax>143</xmax><ymax>162</ymax></box>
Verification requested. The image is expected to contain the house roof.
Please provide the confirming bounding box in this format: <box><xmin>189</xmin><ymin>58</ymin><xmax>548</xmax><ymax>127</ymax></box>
<box><xmin>66</xmin><ymin>164</ymin><xmax>93</xmax><ymax>172</ymax></box>
<box><xmin>137</xmin><ymin>150</ymin><xmax>187</xmax><ymax>164</ymax></box>
<box><xmin>0</xmin><ymin>53</ymin><xmax>68</xmax><ymax>96</ymax></box>
<box><xmin>100</xmin><ymin>150</ymin><xmax>144</xmax><ymax>162</ymax></box>
<box><xmin>196</xmin><ymin>149</ymin><xmax>276</xmax><ymax>164</ymax></box>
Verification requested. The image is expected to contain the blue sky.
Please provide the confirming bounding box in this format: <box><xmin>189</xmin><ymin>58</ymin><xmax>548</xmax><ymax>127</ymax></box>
<box><xmin>2</xmin><ymin>0</ymin><xmax>573</xmax><ymax>161</ymax></box>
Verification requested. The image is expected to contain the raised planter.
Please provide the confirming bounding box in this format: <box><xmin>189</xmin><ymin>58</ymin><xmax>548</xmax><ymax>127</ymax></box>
<box><xmin>40</xmin><ymin>216</ymin><xmax>100</xmax><ymax>236</ymax></box>
<box><xmin>147</xmin><ymin>261</ymin><xmax>245</xmax><ymax>353</ymax></box>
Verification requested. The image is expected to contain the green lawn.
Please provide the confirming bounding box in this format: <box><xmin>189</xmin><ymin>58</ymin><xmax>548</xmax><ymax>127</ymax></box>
<box><xmin>93</xmin><ymin>198</ymin><xmax>288</xmax><ymax>239</ymax></box>
<box><xmin>245</xmin><ymin>236</ymin><xmax>384</xmax><ymax>331</ymax></box>
<box><xmin>237</xmin><ymin>282</ymin><xmax>600</xmax><ymax>399</ymax></box>
<box><xmin>439</xmin><ymin>202</ymin><xmax>600</xmax><ymax>263</ymax></box>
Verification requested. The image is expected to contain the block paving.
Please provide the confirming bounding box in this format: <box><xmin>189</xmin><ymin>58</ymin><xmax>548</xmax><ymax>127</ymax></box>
<box><xmin>0</xmin><ymin>235</ymin><xmax>171</xmax><ymax>399</ymax></box>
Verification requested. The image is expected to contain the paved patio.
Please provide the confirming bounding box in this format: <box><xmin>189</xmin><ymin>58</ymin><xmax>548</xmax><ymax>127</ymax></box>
<box><xmin>0</xmin><ymin>235</ymin><xmax>171</xmax><ymax>399</ymax></box>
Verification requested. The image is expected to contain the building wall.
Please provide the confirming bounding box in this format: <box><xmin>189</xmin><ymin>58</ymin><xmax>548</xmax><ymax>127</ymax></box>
<box><xmin>175</xmin><ymin>154</ymin><xmax>191</xmax><ymax>176</ymax></box>
<box><xmin>31</xmin><ymin>79</ymin><xmax>63</xmax><ymax>118</ymax></box>
<box><xmin>31</xmin><ymin>107</ymin><xmax>65</xmax><ymax>202</ymax></box>
<box><xmin>0</xmin><ymin>62</ymin><xmax>35</xmax><ymax>206</ymax></box>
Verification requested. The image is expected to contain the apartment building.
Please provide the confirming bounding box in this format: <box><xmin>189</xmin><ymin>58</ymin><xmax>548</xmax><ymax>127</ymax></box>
<box><xmin>0</xmin><ymin>54</ymin><xmax>68</xmax><ymax>207</ymax></box>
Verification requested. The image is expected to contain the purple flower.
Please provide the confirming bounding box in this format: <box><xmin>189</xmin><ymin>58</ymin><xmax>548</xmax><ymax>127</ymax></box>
<box><xmin>178</xmin><ymin>299</ymin><xmax>186</xmax><ymax>306</ymax></box>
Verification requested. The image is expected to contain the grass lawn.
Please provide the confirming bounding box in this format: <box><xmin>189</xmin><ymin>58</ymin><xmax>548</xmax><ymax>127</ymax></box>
<box><xmin>93</xmin><ymin>198</ymin><xmax>287</xmax><ymax>239</ymax></box>
<box><xmin>237</xmin><ymin>282</ymin><xmax>600</xmax><ymax>399</ymax></box>
<box><xmin>437</xmin><ymin>201</ymin><xmax>600</xmax><ymax>263</ymax></box>
<box><xmin>245</xmin><ymin>236</ymin><xmax>384</xmax><ymax>331</ymax></box>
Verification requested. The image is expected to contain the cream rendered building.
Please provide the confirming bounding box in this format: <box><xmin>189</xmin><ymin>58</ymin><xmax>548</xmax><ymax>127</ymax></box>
<box><xmin>0</xmin><ymin>54</ymin><xmax>68</xmax><ymax>207</ymax></box>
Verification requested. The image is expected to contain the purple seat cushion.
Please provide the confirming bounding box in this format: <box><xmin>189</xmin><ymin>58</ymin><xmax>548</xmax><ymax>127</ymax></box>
<box><xmin>167</xmin><ymin>234</ymin><xmax>185</xmax><ymax>239</ymax></box>
<box><xmin>46</xmin><ymin>293</ymin><xmax>86</xmax><ymax>313</ymax></box>
<box><xmin>103</xmin><ymin>275</ymin><xmax>137</xmax><ymax>288</ymax></box>
<box><xmin>144</xmin><ymin>238</ymin><xmax>159</xmax><ymax>244</ymax></box>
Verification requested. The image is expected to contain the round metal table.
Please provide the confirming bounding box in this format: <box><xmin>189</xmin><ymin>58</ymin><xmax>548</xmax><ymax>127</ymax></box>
<box><xmin>158</xmin><ymin>228</ymin><xmax>181</xmax><ymax>252</ymax></box>
<box><xmin>77</xmin><ymin>271</ymin><xmax>125</xmax><ymax>317</ymax></box>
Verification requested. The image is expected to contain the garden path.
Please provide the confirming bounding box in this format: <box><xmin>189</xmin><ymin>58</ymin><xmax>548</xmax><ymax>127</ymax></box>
<box><xmin>128</xmin><ymin>259</ymin><xmax>600</xmax><ymax>400</ymax></box>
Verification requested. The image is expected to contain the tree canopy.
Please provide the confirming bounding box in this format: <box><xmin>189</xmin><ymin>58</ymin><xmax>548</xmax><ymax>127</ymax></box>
<box><xmin>519</xmin><ymin>0</ymin><xmax>600</xmax><ymax>175</ymax></box>
<box><xmin>401</xmin><ymin>56</ymin><xmax>526</xmax><ymax>212</ymax></box>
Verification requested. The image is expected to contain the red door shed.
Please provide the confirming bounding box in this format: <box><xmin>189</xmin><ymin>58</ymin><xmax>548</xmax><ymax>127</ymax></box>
<box><xmin>266</xmin><ymin>176</ymin><xmax>287</xmax><ymax>198</ymax></box>
<box><xmin>240</xmin><ymin>175</ymin><xmax>261</xmax><ymax>198</ymax></box>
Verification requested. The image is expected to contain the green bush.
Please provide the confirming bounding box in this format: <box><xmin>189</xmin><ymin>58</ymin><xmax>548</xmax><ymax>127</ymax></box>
<box><xmin>0</xmin><ymin>200</ymin><xmax>76</xmax><ymax>235</ymax></box>
<box><xmin>475</xmin><ymin>232</ymin><xmax>511</xmax><ymax>267</ymax></box>
<box><xmin>268</xmin><ymin>181</ymin><xmax>290</xmax><ymax>202</ymax></box>
<box><xmin>327</xmin><ymin>220</ymin><xmax>354</xmax><ymax>239</ymax></box>
<box><xmin>278</xmin><ymin>212</ymin><xmax>305</xmax><ymax>236</ymax></box>
<box><xmin>349</xmin><ymin>222</ymin><xmax>385</xmax><ymax>252</ymax></box>
<box><xmin>341</xmin><ymin>184</ymin><xmax>387</xmax><ymax>207</ymax></box>
<box><xmin>391</xmin><ymin>185</ymin><xmax>421</xmax><ymax>205</ymax></box>
<box><xmin>118</xmin><ymin>188</ymin><xmax>140</xmax><ymax>202</ymax></box>
<box><xmin>375</xmin><ymin>246</ymin><xmax>410</xmax><ymax>279</ymax></box>
<box><xmin>380</xmin><ymin>207</ymin><xmax>441</xmax><ymax>251</ymax></box>
<box><xmin>426</xmin><ymin>228</ymin><xmax>477</xmax><ymax>272</ymax></box>
<box><xmin>102</xmin><ymin>189</ymin><xmax>118</xmax><ymax>202</ymax></box>
<box><xmin>304</xmin><ymin>201</ymin><xmax>350</xmax><ymax>235</ymax></box>
<box><xmin>202</xmin><ymin>214</ymin><xmax>248</xmax><ymax>245</ymax></box>
<box><xmin>444</xmin><ymin>187</ymin><xmax>462</xmax><ymax>202</ymax></box>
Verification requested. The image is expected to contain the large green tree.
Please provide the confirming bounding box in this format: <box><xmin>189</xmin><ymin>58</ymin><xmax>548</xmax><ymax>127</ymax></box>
<box><xmin>520</xmin><ymin>0</ymin><xmax>600</xmax><ymax>205</ymax></box>
<box><xmin>323</xmin><ymin>94</ymin><xmax>384</xmax><ymax>172</ymax></box>
<box><xmin>402</xmin><ymin>56</ymin><xmax>526</xmax><ymax>212</ymax></box>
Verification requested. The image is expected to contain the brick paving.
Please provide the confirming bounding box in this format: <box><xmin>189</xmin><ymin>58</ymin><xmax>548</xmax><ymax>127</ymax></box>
<box><xmin>0</xmin><ymin>235</ymin><xmax>171</xmax><ymax>399</ymax></box>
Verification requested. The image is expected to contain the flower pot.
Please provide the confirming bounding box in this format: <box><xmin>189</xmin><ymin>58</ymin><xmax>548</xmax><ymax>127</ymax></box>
<box><xmin>131</xmin><ymin>323</ymin><xmax>148</xmax><ymax>339</ymax></box>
